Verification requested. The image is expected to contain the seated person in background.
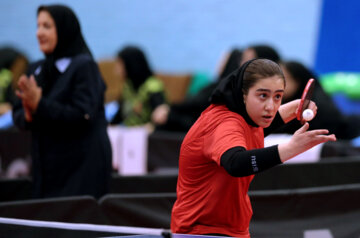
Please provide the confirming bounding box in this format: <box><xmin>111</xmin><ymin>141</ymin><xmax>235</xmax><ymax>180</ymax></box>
<box><xmin>277</xmin><ymin>60</ymin><xmax>360</xmax><ymax>140</ymax></box>
<box><xmin>152</xmin><ymin>48</ymin><xmax>242</xmax><ymax>132</ymax></box>
<box><xmin>0</xmin><ymin>47</ymin><xmax>29</xmax><ymax>130</ymax></box>
<box><xmin>240</xmin><ymin>44</ymin><xmax>281</xmax><ymax>66</ymax></box>
<box><xmin>0</xmin><ymin>47</ymin><xmax>29</xmax><ymax>114</ymax></box>
<box><xmin>110</xmin><ymin>46</ymin><xmax>166</xmax><ymax>128</ymax></box>
<box><xmin>153</xmin><ymin>44</ymin><xmax>282</xmax><ymax>132</ymax></box>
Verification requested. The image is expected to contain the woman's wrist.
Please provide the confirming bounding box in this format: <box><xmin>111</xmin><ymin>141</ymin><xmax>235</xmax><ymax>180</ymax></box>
<box><xmin>278</xmin><ymin>142</ymin><xmax>300</xmax><ymax>162</ymax></box>
<box><xmin>279</xmin><ymin>99</ymin><xmax>299</xmax><ymax>123</ymax></box>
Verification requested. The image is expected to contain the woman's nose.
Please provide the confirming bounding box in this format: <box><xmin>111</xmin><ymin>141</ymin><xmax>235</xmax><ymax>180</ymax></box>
<box><xmin>36</xmin><ymin>28</ymin><xmax>42</xmax><ymax>38</ymax></box>
<box><xmin>265</xmin><ymin>99</ymin><xmax>275</xmax><ymax>111</ymax></box>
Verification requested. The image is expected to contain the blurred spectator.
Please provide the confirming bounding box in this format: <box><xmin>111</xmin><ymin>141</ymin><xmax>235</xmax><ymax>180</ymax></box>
<box><xmin>109</xmin><ymin>46</ymin><xmax>166</xmax><ymax>128</ymax></box>
<box><xmin>12</xmin><ymin>4</ymin><xmax>112</xmax><ymax>199</ymax></box>
<box><xmin>0</xmin><ymin>47</ymin><xmax>29</xmax><ymax>124</ymax></box>
<box><xmin>152</xmin><ymin>48</ymin><xmax>242</xmax><ymax>132</ymax></box>
<box><xmin>153</xmin><ymin>44</ymin><xmax>282</xmax><ymax>133</ymax></box>
<box><xmin>0</xmin><ymin>48</ymin><xmax>29</xmax><ymax>130</ymax></box>
<box><xmin>276</xmin><ymin>60</ymin><xmax>360</xmax><ymax>140</ymax></box>
<box><xmin>240</xmin><ymin>44</ymin><xmax>281</xmax><ymax>66</ymax></box>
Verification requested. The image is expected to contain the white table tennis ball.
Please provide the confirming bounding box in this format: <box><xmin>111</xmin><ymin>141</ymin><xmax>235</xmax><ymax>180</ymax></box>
<box><xmin>302</xmin><ymin>109</ymin><xmax>314</xmax><ymax>121</ymax></box>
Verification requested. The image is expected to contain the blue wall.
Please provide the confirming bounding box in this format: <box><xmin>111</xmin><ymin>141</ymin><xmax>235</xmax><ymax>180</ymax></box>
<box><xmin>0</xmin><ymin>0</ymin><xmax>322</xmax><ymax>77</ymax></box>
<box><xmin>315</xmin><ymin>0</ymin><xmax>360</xmax><ymax>74</ymax></box>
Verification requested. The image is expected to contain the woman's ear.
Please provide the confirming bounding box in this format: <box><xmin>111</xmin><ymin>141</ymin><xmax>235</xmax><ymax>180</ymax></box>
<box><xmin>242</xmin><ymin>89</ymin><xmax>247</xmax><ymax>104</ymax></box>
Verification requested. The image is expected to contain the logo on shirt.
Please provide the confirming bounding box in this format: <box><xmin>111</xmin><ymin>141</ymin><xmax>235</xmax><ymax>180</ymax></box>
<box><xmin>251</xmin><ymin>156</ymin><xmax>259</xmax><ymax>172</ymax></box>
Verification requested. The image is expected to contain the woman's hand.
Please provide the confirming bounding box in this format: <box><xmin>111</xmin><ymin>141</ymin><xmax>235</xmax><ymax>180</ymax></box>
<box><xmin>279</xmin><ymin>99</ymin><xmax>318</xmax><ymax>123</ymax></box>
<box><xmin>278</xmin><ymin>123</ymin><xmax>336</xmax><ymax>162</ymax></box>
<box><xmin>16</xmin><ymin>75</ymin><xmax>42</xmax><ymax>111</ymax></box>
<box><xmin>16</xmin><ymin>74</ymin><xmax>42</xmax><ymax>121</ymax></box>
<box><xmin>151</xmin><ymin>104</ymin><xmax>170</xmax><ymax>125</ymax></box>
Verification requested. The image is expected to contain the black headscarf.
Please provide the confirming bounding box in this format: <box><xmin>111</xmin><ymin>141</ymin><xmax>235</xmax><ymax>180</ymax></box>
<box><xmin>0</xmin><ymin>47</ymin><xmax>23</xmax><ymax>70</ymax></box>
<box><xmin>251</xmin><ymin>45</ymin><xmax>280</xmax><ymax>63</ymax></box>
<box><xmin>210</xmin><ymin>59</ymin><xmax>258</xmax><ymax>127</ymax></box>
<box><xmin>36</xmin><ymin>4</ymin><xmax>92</xmax><ymax>94</ymax></box>
<box><xmin>117</xmin><ymin>46</ymin><xmax>153</xmax><ymax>90</ymax></box>
<box><xmin>217</xmin><ymin>49</ymin><xmax>242</xmax><ymax>82</ymax></box>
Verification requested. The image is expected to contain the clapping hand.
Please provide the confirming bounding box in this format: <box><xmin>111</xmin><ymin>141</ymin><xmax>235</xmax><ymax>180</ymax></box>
<box><xmin>16</xmin><ymin>75</ymin><xmax>42</xmax><ymax>122</ymax></box>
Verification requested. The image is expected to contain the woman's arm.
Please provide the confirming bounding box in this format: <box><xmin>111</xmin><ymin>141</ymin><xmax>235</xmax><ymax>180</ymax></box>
<box><xmin>221</xmin><ymin>145</ymin><xmax>281</xmax><ymax>177</ymax></box>
<box><xmin>221</xmin><ymin>123</ymin><xmax>336</xmax><ymax>177</ymax></box>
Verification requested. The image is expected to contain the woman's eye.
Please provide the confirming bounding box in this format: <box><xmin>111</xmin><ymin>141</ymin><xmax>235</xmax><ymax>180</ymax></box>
<box><xmin>259</xmin><ymin>94</ymin><xmax>267</xmax><ymax>99</ymax></box>
<box><xmin>275</xmin><ymin>94</ymin><xmax>282</xmax><ymax>100</ymax></box>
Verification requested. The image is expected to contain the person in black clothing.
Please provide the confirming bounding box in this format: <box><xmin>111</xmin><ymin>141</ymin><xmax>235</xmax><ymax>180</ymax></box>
<box><xmin>277</xmin><ymin>60</ymin><xmax>360</xmax><ymax>140</ymax></box>
<box><xmin>12</xmin><ymin>4</ymin><xmax>112</xmax><ymax>199</ymax></box>
<box><xmin>152</xmin><ymin>48</ymin><xmax>242</xmax><ymax>132</ymax></box>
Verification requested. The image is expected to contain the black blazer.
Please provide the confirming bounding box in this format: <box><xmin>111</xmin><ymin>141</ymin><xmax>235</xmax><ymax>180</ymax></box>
<box><xmin>13</xmin><ymin>54</ymin><xmax>112</xmax><ymax>199</ymax></box>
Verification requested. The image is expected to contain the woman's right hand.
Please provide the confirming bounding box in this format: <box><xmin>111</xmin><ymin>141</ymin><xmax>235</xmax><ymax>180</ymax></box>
<box><xmin>23</xmin><ymin>102</ymin><xmax>33</xmax><ymax>122</ymax></box>
<box><xmin>278</xmin><ymin>123</ymin><xmax>337</xmax><ymax>162</ymax></box>
<box><xmin>151</xmin><ymin>104</ymin><xmax>170</xmax><ymax>125</ymax></box>
<box><xmin>16</xmin><ymin>74</ymin><xmax>43</xmax><ymax>122</ymax></box>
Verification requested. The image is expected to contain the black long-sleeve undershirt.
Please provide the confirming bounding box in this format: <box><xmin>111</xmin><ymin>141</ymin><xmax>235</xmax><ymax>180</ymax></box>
<box><xmin>220</xmin><ymin>111</ymin><xmax>289</xmax><ymax>177</ymax></box>
<box><xmin>220</xmin><ymin>145</ymin><xmax>282</xmax><ymax>177</ymax></box>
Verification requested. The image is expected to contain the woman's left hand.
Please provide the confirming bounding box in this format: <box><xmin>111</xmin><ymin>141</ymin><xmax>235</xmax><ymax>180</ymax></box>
<box><xmin>305</xmin><ymin>100</ymin><xmax>317</xmax><ymax>116</ymax></box>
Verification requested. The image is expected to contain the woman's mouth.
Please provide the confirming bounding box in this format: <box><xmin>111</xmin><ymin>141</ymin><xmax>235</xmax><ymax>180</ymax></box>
<box><xmin>262</xmin><ymin>115</ymin><xmax>273</xmax><ymax>122</ymax></box>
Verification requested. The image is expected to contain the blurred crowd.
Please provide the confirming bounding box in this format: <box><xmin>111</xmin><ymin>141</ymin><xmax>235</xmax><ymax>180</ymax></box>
<box><xmin>1</xmin><ymin>4</ymin><xmax>360</xmax><ymax>198</ymax></box>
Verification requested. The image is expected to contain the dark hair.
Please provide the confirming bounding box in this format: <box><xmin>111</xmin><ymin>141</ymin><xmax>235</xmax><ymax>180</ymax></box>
<box><xmin>250</xmin><ymin>45</ymin><xmax>281</xmax><ymax>63</ymax></box>
<box><xmin>242</xmin><ymin>59</ymin><xmax>285</xmax><ymax>95</ymax></box>
<box><xmin>283</xmin><ymin>61</ymin><xmax>317</xmax><ymax>83</ymax></box>
<box><xmin>218</xmin><ymin>48</ymin><xmax>242</xmax><ymax>81</ymax></box>
<box><xmin>281</xmin><ymin>60</ymin><xmax>318</xmax><ymax>102</ymax></box>
<box><xmin>117</xmin><ymin>46</ymin><xmax>153</xmax><ymax>90</ymax></box>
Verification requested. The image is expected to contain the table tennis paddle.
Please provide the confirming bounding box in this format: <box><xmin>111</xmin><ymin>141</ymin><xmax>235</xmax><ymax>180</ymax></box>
<box><xmin>296</xmin><ymin>78</ymin><xmax>315</xmax><ymax>124</ymax></box>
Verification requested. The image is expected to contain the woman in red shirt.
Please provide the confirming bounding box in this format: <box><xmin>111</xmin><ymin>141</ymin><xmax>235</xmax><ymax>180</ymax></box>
<box><xmin>171</xmin><ymin>59</ymin><xmax>336</xmax><ymax>237</ymax></box>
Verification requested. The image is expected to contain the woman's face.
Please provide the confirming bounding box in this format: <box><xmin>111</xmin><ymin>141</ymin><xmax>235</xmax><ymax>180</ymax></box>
<box><xmin>115</xmin><ymin>58</ymin><xmax>126</xmax><ymax>79</ymax></box>
<box><xmin>37</xmin><ymin>11</ymin><xmax>57</xmax><ymax>54</ymax></box>
<box><xmin>243</xmin><ymin>76</ymin><xmax>284</xmax><ymax>128</ymax></box>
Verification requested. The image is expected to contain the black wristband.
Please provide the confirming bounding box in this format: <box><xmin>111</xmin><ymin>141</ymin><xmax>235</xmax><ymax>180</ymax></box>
<box><xmin>220</xmin><ymin>145</ymin><xmax>282</xmax><ymax>177</ymax></box>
